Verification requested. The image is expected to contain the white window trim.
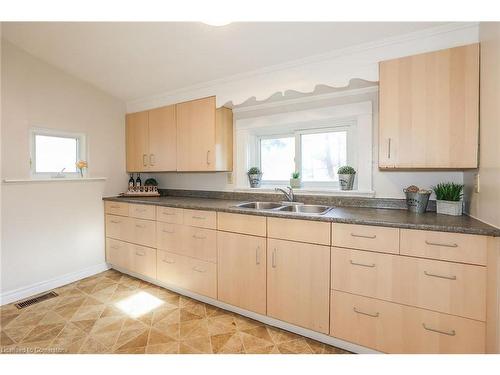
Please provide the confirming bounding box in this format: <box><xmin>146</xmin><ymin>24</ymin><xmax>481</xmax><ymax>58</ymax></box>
<box><xmin>29</xmin><ymin>128</ymin><xmax>87</xmax><ymax>179</ymax></box>
<box><xmin>234</xmin><ymin>101</ymin><xmax>373</xmax><ymax>193</ymax></box>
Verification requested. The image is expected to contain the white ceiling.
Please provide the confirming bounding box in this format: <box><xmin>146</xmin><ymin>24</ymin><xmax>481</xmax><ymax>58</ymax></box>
<box><xmin>2</xmin><ymin>22</ymin><xmax>447</xmax><ymax>101</ymax></box>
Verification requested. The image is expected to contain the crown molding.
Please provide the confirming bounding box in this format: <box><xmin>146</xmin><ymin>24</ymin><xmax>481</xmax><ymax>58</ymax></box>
<box><xmin>126</xmin><ymin>22</ymin><xmax>479</xmax><ymax>112</ymax></box>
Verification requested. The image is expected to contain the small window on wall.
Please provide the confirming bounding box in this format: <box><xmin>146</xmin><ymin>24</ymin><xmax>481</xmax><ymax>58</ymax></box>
<box><xmin>30</xmin><ymin>129</ymin><xmax>86</xmax><ymax>178</ymax></box>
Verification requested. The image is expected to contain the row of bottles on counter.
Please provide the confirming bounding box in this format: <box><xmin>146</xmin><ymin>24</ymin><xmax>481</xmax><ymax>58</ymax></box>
<box><xmin>128</xmin><ymin>173</ymin><xmax>142</xmax><ymax>188</ymax></box>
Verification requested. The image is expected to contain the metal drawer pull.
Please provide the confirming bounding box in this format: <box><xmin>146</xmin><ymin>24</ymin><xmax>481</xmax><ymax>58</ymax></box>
<box><xmin>110</xmin><ymin>205</ymin><xmax>120</xmax><ymax>209</ymax></box>
<box><xmin>191</xmin><ymin>216</ymin><xmax>206</xmax><ymax>220</ymax></box>
<box><xmin>422</xmin><ymin>323</ymin><xmax>456</xmax><ymax>336</ymax></box>
<box><xmin>350</xmin><ymin>233</ymin><xmax>377</xmax><ymax>239</ymax></box>
<box><xmin>162</xmin><ymin>212</ymin><xmax>176</xmax><ymax>216</ymax></box>
<box><xmin>135</xmin><ymin>252</ymin><xmax>145</xmax><ymax>257</ymax></box>
<box><xmin>350</xmin><ymin>260</ymin><xmax>376</xmax><ymax>268</ymax></box>
<box><xmin>162</xmin><ymin>259</ymin><xmax>175</xmax><ymax>264</ymax></box>
<box><xmin>425</xmin><ymin>240</ymin><xmax>458</xmax><ymax>248</ymax></box>
<box><xmin>272</xmin><ymin>248</ymin><xmax>277</xmax><ymax>268</ymax></box>
<box><xmin>134</xmin><ymin>208</ymin><xmax>147</xmax><ymax>212</ymax></box>
<box><xmin>143</xmin><ymin>154</ymin><xmax>148</xmax><ymax>167</ymax></box>
<box><xmin>110</xmin><ymin>220</ymin><xmax>121</xmax><ymax>224</ymax></box>
<box><xmin>149</xmin><ymin>154</ymin><xmax>155</xmax><ymax>166</ymax></box>
<box><xmin>206</xmin><ymin>150</ymin><xmax>211</xmax><ymax>165</ymax></box>
<box><xmin>193</xmin><ymin>267</ymin><xmax>206</xmax><ymax>273</ymax></box>
<box><xmin>135</xmin><ymin>224</ymin><xmax>146</xmax><ymax>228</ymax></box>
<box><xmin>255</xmin><ymin>246</ymin><xmax>261</xmax><ymax>265</ymax></box>
<box><xmin>387</xmin><ymin>138</ymin><xmax>391</xmax><ymax>159</ymax></box>
<box><xmin>162</xmin><ymin>229</ymin><xmax>175</xmax><ymax>234</ymax></box>
<box><xmin>424</xmin><ymin>271</ymin><xmax>457</xmax><ymax>280</ymax></box>
<box><xmin>353</xmin><ymin>307</ymin><xmax>380</xmax><ymax>318</ymax></box>
<box><xmin>192</xmin><ymin>234</ymin><xmax>206</xmax><ymax>240</ymax></box>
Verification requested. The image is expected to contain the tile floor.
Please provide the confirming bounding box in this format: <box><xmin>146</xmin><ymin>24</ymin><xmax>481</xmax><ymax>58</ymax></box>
<box><xmin>0</xmin><ymin>269</ymin><xmax>351</xmax><ymax>354</ymax></box>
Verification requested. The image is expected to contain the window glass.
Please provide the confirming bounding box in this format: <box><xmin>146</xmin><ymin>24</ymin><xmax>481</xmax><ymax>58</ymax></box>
<box><xmin>35</xmin><ymin>134</ymin><xmax>78</xmax><ymax>173</ymax></box>
<box><xmin>260</xmin><ymin>136</ymin><xmax>295</xmax><ymax>181</ymax></box>
<box><xmin>301</xmin><ymin>131</ymin><xmax>347</xmax><ymax>182</ymax></box>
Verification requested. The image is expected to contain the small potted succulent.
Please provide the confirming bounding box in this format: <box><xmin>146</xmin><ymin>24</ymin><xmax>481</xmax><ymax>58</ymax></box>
<box><xmin>337</xmin><ymin>165</ymin><xmax>356</xmax><ymax>190</ymax></box>
<box><xmin>247</xmin><ymin>167</ymin><xmax>263</xmax><ymax>188</ymax></box>
<box><xmin>290</xmin><ymin>171</ymin><xmax>301</xmax><ymax>188</ymax></box>
<box><xmin>433</xmin><ymin>182</ymin><xmax>464</xmax><ymax>216</ymax></box>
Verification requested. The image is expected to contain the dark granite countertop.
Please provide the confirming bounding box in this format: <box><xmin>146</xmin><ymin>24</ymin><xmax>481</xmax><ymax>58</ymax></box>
<box><xmin>103</xmin><ymin>195</ymin><xmax>500</xmax><ymax>237</ymax></box>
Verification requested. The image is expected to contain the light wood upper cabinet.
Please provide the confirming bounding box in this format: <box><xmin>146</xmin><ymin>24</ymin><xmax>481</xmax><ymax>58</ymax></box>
<box><xmin>267</xmin><ymin>238</ymin><xmax>330</xmax><ymax>334</ymax></box>
<box><xmin>126</xmin><ymin>105</ymin><xmax>176</xmax><ymax>172</ymax></box>
<box><xmin>379</xmin><ymin>44</ymin><xmax>479</xmax><ymax>169</ymax></box>
<box><xmin>176</xmin><ymin>96</ymin><xmax>233</xmax><ymax>172</ymax></box>
<box><xmin>126</xmin><ymin>111</ymin><xmax>149</xmax><ymax>172</ymax></box>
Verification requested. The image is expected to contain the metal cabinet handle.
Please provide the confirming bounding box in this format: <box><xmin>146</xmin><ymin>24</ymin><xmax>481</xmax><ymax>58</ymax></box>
<box><xmin>192</xmin><ymin>234</ymin><xmax>206</xmax><ymax>240</ymax></box>
<box><xmin>193</xmin><ymin>267</ymin><xmax>206</xmax><ymax>273</ymax></box>
<box><xmin>255</xmin><ymin>246</ymin><xmax>261</xmax><ymax>265</ymax></box>
<box><xmin>135</xmin><ymin>224</ymin><xmax>146</xmax><ymax>228</ymax></box>
<box><xmin>162</xmin><ymin>212</ymin><xmax>176</xmax><ymax>216</ymax></box>
<box><xmin>134</xmin><ymin>208</ymin><xmax>147</xmax><ymax>212</ymax></box>
<box><xmin>143</xmin><ymin>154</ymin><xmax>148</xmax><ymax>167</ymax></box>
<box><xmin>206</xmin><ymin>150</ymin><xmax>211</xmax><ymax>165</ymax></box>
<box><xmin>350</xmin><ymin>233</ymin><xmax>377</xmax><ymax>239</ymax></box>
<box><xmin>425</xmin><ymin>240</ymin><xmax>458</xmax><ymax>248</ymax></box>
<box><xmin>149</xmin><ymin>154</ymin><xmax>155</xmax><ymax>166</ymax></box>
<box><xmin>162</xmin><ymin>229</ymin><xmax>175</xmax><ymax>234</ymax></box>
<box><xmin>353</xmin><ymin>307</ymin><xmax>380</xmax><ymax>318</ymax></box>
<box><xmin>191</xmin><ymin>216</ymin><xmax>205</xmax><ymax>220</ymax></box>
<box><xmin>272</xmin><ymin>248</ymin><xmax>277</xmax><ymax>268</ymax></box>
<box><xmin>162</xmin><ymin>258</ymin><xmax>175</xmax><ymax>264</ymax></box>
<box><xmin>424</xmin><ymin>271</ymin><xmax>457</xmax><ymax>280</ymax></box>
<box><xmin>110</xmin><ymin>220</ymin><xmax>121</xmax><ymax>224</ymax></box>
<box><xmin>350</xmin><ymin>260</ymin><xmax>376</xmax><ymax>268</ymax></box>
<box><xmin>387</xmin><ymin>138</ymin><xmax>391</xmax><ymax>159</ymax></box>
<box><xmin>422</xmin><ymin>323</ymin><xmax>456</xmax><ymax>336</ymax></box>
<box><xmin>135</xmin><ymin>251</ymin><xmax>145</xmax><ymax>256</ymax></box>
<box><xmin>110</xmin><ymin>205</ymin><xmax>120</xmax><ymax>209</ymax></box>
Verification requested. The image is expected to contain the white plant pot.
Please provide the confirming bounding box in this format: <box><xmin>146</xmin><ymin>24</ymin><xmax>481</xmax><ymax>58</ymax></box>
<box><xmin>436</xmin><ymin>200</ymin><xmax>463</xmax><ymax>216</ymax></box>
<box><xmin>290</xmin><ymin>178</ymin><xmax>301</xmax><ymax>188</ymax></box>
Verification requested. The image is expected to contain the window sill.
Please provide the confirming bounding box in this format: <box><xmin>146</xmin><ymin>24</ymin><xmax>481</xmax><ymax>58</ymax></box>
<box><xmin>2</xmin><ymin>177</ymin><xmax>107</xmax><ymax>184</ymax></box>
<box><xmin>234</xmin><ymin>186</ymin><xmax>375</xmax><ymax>198</ymax></box>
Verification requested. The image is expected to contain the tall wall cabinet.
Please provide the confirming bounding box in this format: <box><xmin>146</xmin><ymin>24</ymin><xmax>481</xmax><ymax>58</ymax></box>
<box><xmin>126</xmin><ymin>96</ymin><xmax>233</xmax><ymax>172</ymax></box>
<box><xmin>379</xmin><ymin>43</ymin><xmax>480</xmax><ymax>169</ymax></box>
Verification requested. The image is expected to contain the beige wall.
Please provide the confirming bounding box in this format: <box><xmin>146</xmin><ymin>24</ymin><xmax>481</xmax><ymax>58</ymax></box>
<box><xmin>1</xmin><ymin>40</ymin><xmax>126</xmax><ymax>302</ymax></box>
<box><xmin>465</xmin><ymin>23</ymin><xmax>500</xmax><ymax>229</ymax></box>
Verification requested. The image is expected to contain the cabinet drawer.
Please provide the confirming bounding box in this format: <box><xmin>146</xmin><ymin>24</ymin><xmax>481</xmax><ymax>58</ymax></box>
<box><xmin>218</xmin><ymin>212</ymin><xmax>266</xmax><ymax>237</ymax></box>
<box><xmin>129</xmin><ymin>218</ymin><xmax>156</xmax><ymax>248</ymax></box>
<box><xmin>267</xmin><ymin>217</ymin><xmax>330</xmax><ymax>245</ymax></box>
<box><xmin>331</xmin><ymin>247</ymin><xmax>487</xmax><ymax>320</ymax></box>
<box><xmin>129</xmin><ymin>204</ymin><xmax>156</xmax><ymax>220</ymax></box>
<box><xmin>331</xmin><ymin>291</ymin><xmax>485</xmax><ymax>353</ymax></box>
<box><xmin>183</xmin><ymin>209</ymin><xmax>217</xmax><ymax>229</ymax></box>
<box><xmin>129</xmin><ymin>244</ymin><xmax>156</xmax><ymax>279</ymax></box>
<box><xmin>332</xmin><ymin>223</ymin><xmax>399</xmax><ymax>254</ymax></box>
<box><xmin>105</xmin><ymin>215</ymin><xmax>129</xmax><ymax>242</ymax></box>
<box><xmin>400</xmin><ymin>229</ymin><xmax>487</xmax><ymax>266</ymax></box>
<box><xmin>106</xmin><ymin>238</ymin><xmax>130</xmax><ymax>269</ymax></box>
<box><xmin>157</xmin><ymin>206</ymin><xmax>184</xmax><ymax>224</ymax></box>
<box><xmin>182</xmin><ymin>226</ymin><xmax>217</xmax><ymax>263</ymax></box>
<box><xmin>157</xmin><ymin>250</ymin><xmax>217</xmax><ymax>299</ymax></box>
<box><xmin>104</xmin><ymin>201</ymin><xmax>129</xmax><ymax>216</ymax></box>
<box><xmin>156</xmin><ymin>222</ymin><xmax>183</xmax><ymax>252</ymax></box>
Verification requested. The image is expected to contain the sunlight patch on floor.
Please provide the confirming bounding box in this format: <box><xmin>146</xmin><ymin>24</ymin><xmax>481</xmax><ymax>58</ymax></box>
<box><xmin>114</xmin><ymin>291</ymin><xmax>164</xmax><ymax>318</ymax></box>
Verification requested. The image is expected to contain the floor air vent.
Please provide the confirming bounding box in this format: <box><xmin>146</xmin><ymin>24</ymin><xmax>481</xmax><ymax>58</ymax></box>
<box><xmin>15</xmin><ymin>291</ymin><xmax>58</xmax><ymax>309</ymax></box>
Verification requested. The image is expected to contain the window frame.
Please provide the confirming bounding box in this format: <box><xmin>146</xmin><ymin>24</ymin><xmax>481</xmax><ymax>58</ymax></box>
<box><xmin>29</xmin><ymin>128</ymin><xmax>87</xmax><ymax>179</ymax></box>
<box><xmin>258</xmin><ymin>123</ymin><xmax>354</xmax><ymax>188</ymax></box>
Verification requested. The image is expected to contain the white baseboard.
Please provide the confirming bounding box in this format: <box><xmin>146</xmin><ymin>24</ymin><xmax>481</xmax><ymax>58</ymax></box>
<box><xmin>111</xmin><ymin>265</ymin><xmax>380</xmax><ymax>354</ymax></box>
<box><xmin>0</xmin><ymin>263</ymin><xmax>110</xmax><ymax>306</ymax></box>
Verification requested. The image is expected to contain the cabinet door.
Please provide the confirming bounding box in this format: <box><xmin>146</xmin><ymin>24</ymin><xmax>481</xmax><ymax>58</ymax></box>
<box><xmin>267</xmin><ymin>238</ymin><xmax>330</xmax><ymax>333</ymax></box>
<box><xmin>176</xmin><ymin>96</ymin><xmax>216</xmax><ymax>171</ymax></box>
<box><xmin>218</xmin><ymin>232</ymin><xmax>267</xmax><ymax>314</ymax></box>
<box><xmin>148</xmin><ymin>105</ymin><xmax>177</xmax><ymax>171</ymax></box>
<box><xmin>379</xmin><ymin>44</ymin><xmax>479</xmax><ymax>168</ymax></box>
<box><xmin>126</xmin><ymin>111</ymin><xmax>149</xmax><ymax>172</ymax></box>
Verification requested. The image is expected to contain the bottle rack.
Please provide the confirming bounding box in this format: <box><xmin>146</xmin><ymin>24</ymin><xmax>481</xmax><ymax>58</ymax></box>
<box><xmin>120</xmin><ymin>186</ymin><xmax>160</xmax><ymax>197</ymax></box>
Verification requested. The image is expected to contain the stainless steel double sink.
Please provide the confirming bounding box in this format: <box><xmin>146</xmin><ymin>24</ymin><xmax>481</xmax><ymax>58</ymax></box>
<box><xmin>234</xmin><ymin>201</ymin><xmax>333</xmax><ymax>215</ymax></box>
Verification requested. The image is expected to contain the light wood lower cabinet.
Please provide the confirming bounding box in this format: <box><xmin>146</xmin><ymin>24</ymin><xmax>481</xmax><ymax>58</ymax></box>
<box><xmin>217</xmin><ymin>232</ymin><xmax>266</xmax><ymax>314</ymax></box>
<box><xmin>105</xmin><ymin>214</ymin><xmax>156</xmax><ymax>248</ymax></box>
<box><xmin>267</xmin><ymin>238</ymin><xmax>330</xmax><ymax>334</ymax></box>
<box><xmin>106</xmin><ymin>238</ymin><xmax>130</xmax><ymax>270</ymax></box>
<box><xmin>106</xmin><ymin>238</ymin><xmax>156</xmax><ymax>279</ymax></box>
<box><xmin>331</xmin><ymin>291</ymin><xmax>485</xmax><ymax>353</ymax></box>
<box><xmin>331</xmin><ymin>247</ymin><xmax>486</xmax><ymax>321</ymax></box>
<box><xmin>157</xmin><ymin>250</ymin><xmax>217</xmax><ymax>299</ymax></box>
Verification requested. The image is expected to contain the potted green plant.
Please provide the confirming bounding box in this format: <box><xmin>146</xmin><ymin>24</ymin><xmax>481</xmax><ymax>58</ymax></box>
<box><xmin>290</xmin><ymin>171</ymin><xmax>301</xmax><ymax>188</ymax></box>
<box><xmin>247</xmin><ymin>167</ymin><xmax>263</xmax><ymax>188</ymax></box>
<box><xmin>337</xmin><ymin>165</ymin><xmax>356</xmax><ymax>190</ymax></box>
<box><xmin>433</xmin><ymin>182</ymin><xmax>464</xmax><ymax>216</ymax></box>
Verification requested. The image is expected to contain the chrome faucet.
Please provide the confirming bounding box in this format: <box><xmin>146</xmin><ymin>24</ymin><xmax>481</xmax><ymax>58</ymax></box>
<box><xmin>275</xmin><ymin>186</ymin><xmax>295</xmax><ymax>202</ymax></box>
